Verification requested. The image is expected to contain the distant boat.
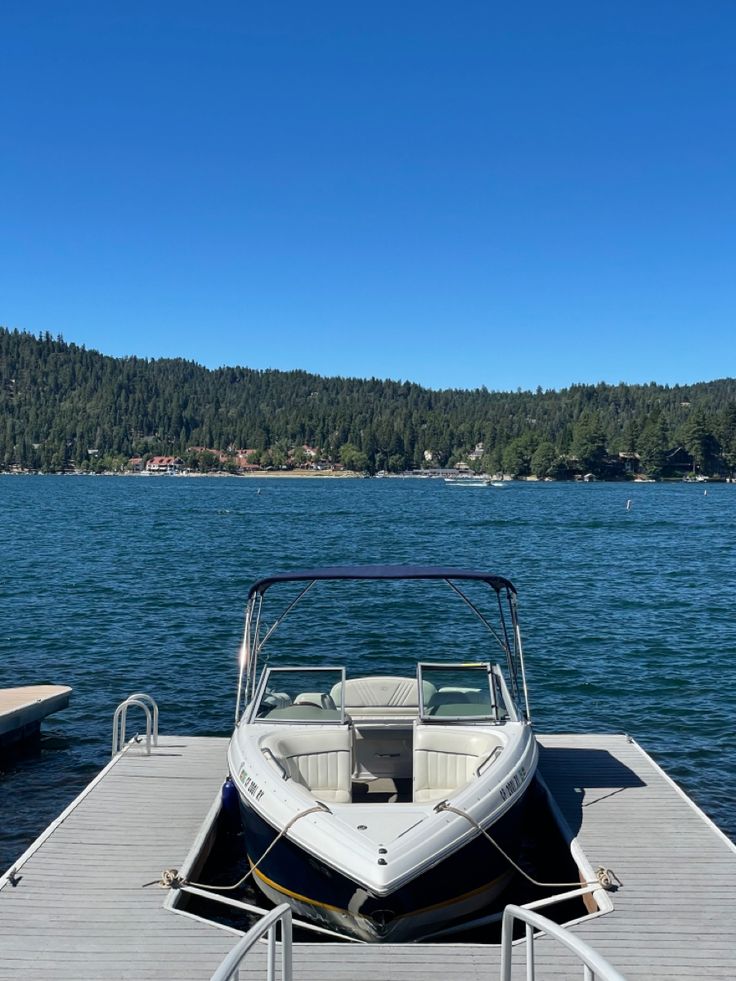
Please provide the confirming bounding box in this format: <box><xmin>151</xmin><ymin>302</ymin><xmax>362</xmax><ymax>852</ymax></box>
<box><xmin>490</xmin><ymin>481</ymin><xmax>507</xmax><ymax>488</ymax></box>
<box><xmin>444</xmin><ymin>476</ymin><xmax>490</xmax><ymax>487</ymax></box>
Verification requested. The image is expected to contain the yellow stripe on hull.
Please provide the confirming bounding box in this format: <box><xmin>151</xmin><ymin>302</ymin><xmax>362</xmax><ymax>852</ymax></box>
<box><xmin>251</xmin><ymin>862</ymin><xmax>512</xmax><ymax>939</ymax></box>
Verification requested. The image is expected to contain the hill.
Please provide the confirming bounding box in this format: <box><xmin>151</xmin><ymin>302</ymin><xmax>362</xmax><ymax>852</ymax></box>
<box><xmin>2</xmin><ymin>327</ymin><xmax>736</xmax><ymax>478</ymax></box>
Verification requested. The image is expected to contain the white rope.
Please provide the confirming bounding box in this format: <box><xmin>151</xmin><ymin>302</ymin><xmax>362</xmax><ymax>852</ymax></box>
<box><xmin>158</xmin><ymin>802</ymin><xmax>330</xmax><ymax>892</ymax></box>
<box><xmin>155</xmin><ymin>798</ymin><xmax>621</xmax><ymax>896</ymax></box>
<box><xmin>435</xmin><ymin>801</ymin><xmax>620</xmax><ymax>891</ymax></box>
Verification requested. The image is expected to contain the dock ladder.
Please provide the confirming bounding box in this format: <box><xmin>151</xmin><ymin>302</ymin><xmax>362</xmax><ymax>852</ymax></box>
<box><xmin>111</xmin><ymin>692</ymin><xmax>159</xmax><ymax>756</ymax></box>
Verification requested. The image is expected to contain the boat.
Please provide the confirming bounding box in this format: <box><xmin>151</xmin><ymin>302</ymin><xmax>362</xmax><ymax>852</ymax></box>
<box><xmin>443</xmin><ymin>476</ymin><xmax>491</xmax><ymax>486</ymax></box>
<box><xmin>227</xmin><ymin>566</ymin><xmax>538</xmax><ymax>942</ymax></box>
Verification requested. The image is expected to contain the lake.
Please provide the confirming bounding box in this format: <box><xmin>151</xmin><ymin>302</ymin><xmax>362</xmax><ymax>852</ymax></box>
<box><xmin>1</xmin><ymin>475</ymin><xmax>734</xmax><ymax>871</ymax></box>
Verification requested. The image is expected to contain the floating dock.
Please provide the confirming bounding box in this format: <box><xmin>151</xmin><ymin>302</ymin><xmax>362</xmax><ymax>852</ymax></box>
<box><xmin>0</xmin><ymin>685</ymin><xmax>71</xmax><ymax>749</ymax></box>
<box><xmin>1</xmin><ymin>731</ymin><xmax>735</xmax><ymax>979</ymax></box>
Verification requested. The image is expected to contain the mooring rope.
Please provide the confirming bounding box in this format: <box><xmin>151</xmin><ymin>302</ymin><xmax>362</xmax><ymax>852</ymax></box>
<box><xmin>153</xmin><ymin>802</ymin><xmax>331</xmax><ymax>892</ymax></box>
<box><xmin>151</xmin><ymin>798</ymin><xmax>620</xmax><ymax>896</ymax></box>
<box><xmin>434</xmin><ymin>801</ymin><xmax>621</xmax><ymax>891</ymax></box>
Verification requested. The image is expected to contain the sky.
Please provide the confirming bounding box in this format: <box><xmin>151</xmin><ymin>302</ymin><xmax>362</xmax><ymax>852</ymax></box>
<box><xmin>1</xmin><ymin>1</ymin><xmax>734</xmax><ymax>392</ymax></box>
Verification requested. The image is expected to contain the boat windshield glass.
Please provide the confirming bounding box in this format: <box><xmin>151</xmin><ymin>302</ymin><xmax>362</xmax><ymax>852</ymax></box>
<box><xmin>251</xmin><ymin>666</ymin><xmax>346</xmax><ymax>724</ymax></box>
<box><xmin>417</xmin><ymin>662</ymin><xmax>505</xmax><ymax>723</ymax></box>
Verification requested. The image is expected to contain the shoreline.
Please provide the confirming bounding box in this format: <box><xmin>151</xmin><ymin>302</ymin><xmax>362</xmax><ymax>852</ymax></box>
<box><xmin>1</xmin><ymin>469</ymin><xmax>732</xmax><ymax>483</ymax></box>
<box><xmin>0</xmin><ymin>469</ymin><xmax>364</xmax><ymax>479</ymax></box>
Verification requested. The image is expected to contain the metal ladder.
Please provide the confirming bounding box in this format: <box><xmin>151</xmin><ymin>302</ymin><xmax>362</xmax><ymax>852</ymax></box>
<box><xmin>111</xmin><ymin>692</ymin><xmax>159</xmax><ymax>756</ymax></box>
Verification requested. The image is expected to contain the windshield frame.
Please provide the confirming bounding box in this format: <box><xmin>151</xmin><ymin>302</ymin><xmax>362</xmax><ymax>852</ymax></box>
<box><xmin>247</xmin><ymin>665</ymin><xmax>348</xmax><ymax>725</ymax></box>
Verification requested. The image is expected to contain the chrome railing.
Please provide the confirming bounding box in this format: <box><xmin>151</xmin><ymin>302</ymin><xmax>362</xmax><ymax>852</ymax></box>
<box><xmin>211</xmin><ymin>901</ymin><xmax>625</xmax><ymax>980</ymax></box>
<box><xmin>111</xmin><ymin>692</ymin><xmax>159</xmax><ymax>757</ymax></box>
<box><xmin>500</xmin><ymin>904</ymin><xmax>626</xmax><ymax>981</ymax></box>
<box><xmin>210</xmin><ymin>903</ymin><xmax>292</xmax><ymax>981</ymax></box>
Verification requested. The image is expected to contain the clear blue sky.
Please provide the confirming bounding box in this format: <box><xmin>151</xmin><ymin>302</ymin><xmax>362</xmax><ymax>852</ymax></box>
<box><xmin>1</xmin><ymin>1</ymin><xmax>734</xmax><ymax>391</ymax></box>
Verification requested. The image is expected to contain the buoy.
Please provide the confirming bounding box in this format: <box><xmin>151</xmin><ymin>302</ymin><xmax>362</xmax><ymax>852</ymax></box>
<box><xmin>626</xmin><ymin>499</ymin><xmax>632</xmax><ymax>511</ymax></box>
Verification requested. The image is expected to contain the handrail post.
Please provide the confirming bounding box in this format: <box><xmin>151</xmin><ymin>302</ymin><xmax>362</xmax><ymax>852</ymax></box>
<box><xmin>281</xmin><ymin>914</ymin><xmax>293</xmax><ymax>981</ymax></box>
<box><xmin>500</xmin><ymin>905</ymin><xmax>513</xmax><ymax>981</ymax></box>
<box><xmin>267</xmin><ymin>923</ymin><xmax>276</xmax><ymax>981</ymax></box>
<box><xmin>526</xmin><ymin>921</ymin><xmax>534</xmax><ymax>981</ymax></box>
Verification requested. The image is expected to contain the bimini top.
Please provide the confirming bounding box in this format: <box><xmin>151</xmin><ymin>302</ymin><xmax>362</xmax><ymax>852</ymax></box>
<box><xmin>247</xmin><ymin>565</ymin><xmax>516</xmax><ymax>600</ymax></box>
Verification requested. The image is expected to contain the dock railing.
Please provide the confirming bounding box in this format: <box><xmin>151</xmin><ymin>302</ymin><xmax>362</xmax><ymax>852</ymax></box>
<box><xmin>209</xmin><ymin>902</ymin><xmax>625</xmax><ymax>981</ymax></box>
<box><xmin>500</xmin><ymin>904</ymin><xmax>626</xmax><ymax>981</ymax></box>
<box><xmin>210</xmin><ymin>903</ymin><xmax>292</xmax><ymax>981</ymax></box>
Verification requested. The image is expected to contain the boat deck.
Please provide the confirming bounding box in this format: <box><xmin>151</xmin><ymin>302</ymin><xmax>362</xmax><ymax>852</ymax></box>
<box><xmin>1</xmin><ymin>732</ymin><xmax>735</xmax><ymax>979</ymax></box>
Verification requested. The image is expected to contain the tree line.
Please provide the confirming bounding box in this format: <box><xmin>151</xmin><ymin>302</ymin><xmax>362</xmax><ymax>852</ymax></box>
<box><xmin>2</xmin><ymin>327</ymin><xmax>736</xmax><ymax>478</ymax></box>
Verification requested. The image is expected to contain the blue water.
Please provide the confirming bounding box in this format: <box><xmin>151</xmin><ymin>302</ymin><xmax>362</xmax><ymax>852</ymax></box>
<box><xmin>1</xmin><ymin>475</ymin><xmax>734</xmax><ymax>871</ymax></box>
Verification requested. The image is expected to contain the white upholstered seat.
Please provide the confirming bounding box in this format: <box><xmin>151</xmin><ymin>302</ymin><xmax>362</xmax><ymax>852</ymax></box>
<box><xmin>260</xmin><ymin>727</ymin><xmax>353</xmax><ymax>803</ymax></box>
<box><xmin>412</xmin><ymin>725</ymin><xmax>503</xmax><ymax>803</ymax></box>
<box><xmin>330</xmin><ymin>676</ymin><xmax>437</xmax><ymax>719</ymax></box>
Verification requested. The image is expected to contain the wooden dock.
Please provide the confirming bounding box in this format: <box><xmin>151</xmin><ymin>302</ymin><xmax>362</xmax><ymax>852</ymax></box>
<box><xmin>1</xmin><ymin>731</ymin><xmax>735</xmax><ymax>980</ymax></box>
<box><xmin>0</xmin><ymin>685</ymin><xmax>71</xmax><ymax>749</ymax></box>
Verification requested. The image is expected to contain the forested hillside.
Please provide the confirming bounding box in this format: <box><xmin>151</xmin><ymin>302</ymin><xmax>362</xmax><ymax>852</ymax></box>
<box><xmin>2</xmin><ymin>327</ymin><xmax>736</xmax><ymax>477</ymax></box>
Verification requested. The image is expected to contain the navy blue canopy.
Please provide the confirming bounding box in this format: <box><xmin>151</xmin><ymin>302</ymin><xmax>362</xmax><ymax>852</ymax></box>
<box><xmin>247</xmin><ymin>565</ymin><xmax>516</xmax><ymax>599</ymax></box>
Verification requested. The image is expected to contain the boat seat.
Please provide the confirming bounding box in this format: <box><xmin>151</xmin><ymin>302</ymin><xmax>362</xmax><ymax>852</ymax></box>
<box><xmin>427</xmin><ymin>691</ymin><xmax>471</xmax><ymax>708</ymax></box>
<box><xmin>412</xmin><ymin>725</ymin><xmax>504</xmax><ymax>803</ymax></box>
<box><xmin>294</xmin><ymin>692</ymin><xmax>337</xmax><ymax>709</ymax></box>
<box><xmin>260</xmin><ymin>727</ymin><xmax>353</xmax><ymax>803</ymax></box>
<box><xmin>330</xmin><ymin>676</ymin><xmax>437</xmax><ymax>719</ymax></box>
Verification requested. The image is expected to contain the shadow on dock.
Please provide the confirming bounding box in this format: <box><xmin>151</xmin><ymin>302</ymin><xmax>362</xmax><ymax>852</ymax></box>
<box><xmin>538</xmin><ymin>744</ymin><xmax>646</xmax><ymax>836</ymax></box>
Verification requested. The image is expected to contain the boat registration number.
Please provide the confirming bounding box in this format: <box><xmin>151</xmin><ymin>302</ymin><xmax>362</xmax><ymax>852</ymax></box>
<box><xmin>239</xmin><ymin>766</ymin><xmax>265</xmax><ymax>802</ymax></box>
<box><xmin>499</xmin><ymin>766</ymin><xmax>526</xmax><ymax>802</ymax></box>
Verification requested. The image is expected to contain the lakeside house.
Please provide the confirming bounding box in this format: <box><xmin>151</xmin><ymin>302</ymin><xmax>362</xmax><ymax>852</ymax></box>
<box><xmin>233</xmin><ymin>449</ymin><xmax>259</xmax><ymax>468</ymax></box>
<box><xmin>145</xmin><ymin>456</ymin><xmax>184</xmax><ymax>474</ymax></box>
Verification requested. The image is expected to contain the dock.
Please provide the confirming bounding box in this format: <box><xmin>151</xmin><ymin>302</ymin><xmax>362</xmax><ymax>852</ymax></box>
<box><xmin>1</xmin><ymin>730</ymin><xmax>735</xmax><ymax>979</ymax></box>
<box><xmin>0</xmin><ymin>685</ymin><xmax>71</xmax><ymax>749</ymax></box>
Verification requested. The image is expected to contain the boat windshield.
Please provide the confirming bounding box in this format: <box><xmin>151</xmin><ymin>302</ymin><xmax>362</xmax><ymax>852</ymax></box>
<box><xmin>235</xmin><ymin>567</ymin><xmax>531</xmax><ymax>725</ymax></box>
<box><xmin>251</xmin><ymin>666</ymin><xmax>347</xmax><ymax>724</ymax></box>
<box><xmin>417</xmin><ymin>662</ymin><xmax>507</xmax><ymax>723</ymax></box>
